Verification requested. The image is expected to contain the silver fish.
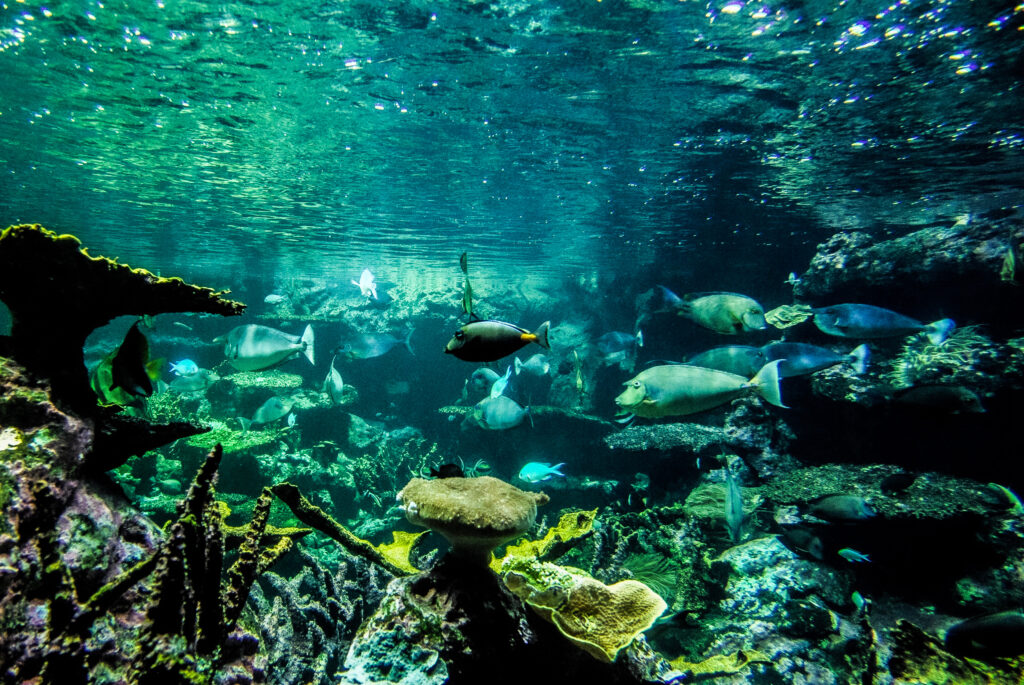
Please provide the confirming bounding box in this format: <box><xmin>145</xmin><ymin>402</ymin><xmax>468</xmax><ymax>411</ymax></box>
<box><xmin>322</xmin><ymin>354</ymin><xmax>344</xmax><ymax>405</ymax></box>
<box><xmin>490</xmin><ymin>365</ymin><xmax>513</xmax><ymax>398</ymax></box>
<box><xmin>466</xmin><ymin>395</ymin><xmax>530</xmax><ymax>430</ymax></box>
<box><xmin>724</xmin><ymin>459</ymin><xmax>743</xmax><ymax>543</ymax></box>
<box><xmin>239</xmin><ymin>395</ymin><xmax>294</xmax><ymax>432</ymax></box>
<box><xmin>514</xmin><ymin>353</ymin><xmax>551</xmax><ymax>377</ymax></box>
<box><xmin>218</xmin><ymin>324</ymin><xmax>315</xmax><ymax>372</ymax></box>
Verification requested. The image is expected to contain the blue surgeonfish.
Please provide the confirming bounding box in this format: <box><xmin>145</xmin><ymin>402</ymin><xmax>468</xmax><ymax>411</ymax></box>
<box><xmin>170</xmin><ymin>359</ymin><xmax>200</xmax><ymax>376</ymax></box>
<box><xmin>811</xmin><ymin>304</ymin><xmax>954</xmax><ymax>345</ymax></box>
<box><xmin>338</xmin><ymin>329</ymin><xmax>414</xmax><ymax>359</ymax></box>
<box><xmin>465</xmin><ymin>395</ymin><xmax>530</xmax><ymax>430</ymax></box>
<box><xmin>518</xmin><ymin>462</ymin><xmax>566</xmax><ymax>483</ymax></box>
<box><xmin>352</xmin><ymin>268</ymin><xmax>377</xmax><ymax>299</ymax></box>
<box><xmin>761</xmin><ymin>342</ymin><xmax>869</xmax><ymax>377</ymax></box>
<box><xmin>615</xmin><ymin>360</ymin><xmax>785</xmax><ymax>419</ymax></box>
<box><xmin>445</xmin><ymin>320</ymin><xmax>550</xmax><ymax>363</ymax></box>
<box><xmin>218</xmin><ymin>324</ymin><xmax>315</xmax><ymax>372</ymax></box>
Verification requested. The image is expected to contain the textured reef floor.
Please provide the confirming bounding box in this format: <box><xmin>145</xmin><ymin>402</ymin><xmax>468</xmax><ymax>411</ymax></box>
<box><xmin>1</xmin><ymin>219</ymin><xmax>1024</xmax><ymax>683</ymax></box>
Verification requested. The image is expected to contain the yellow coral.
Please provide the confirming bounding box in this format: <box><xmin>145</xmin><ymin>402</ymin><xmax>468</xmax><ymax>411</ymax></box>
<box><xmin>489</xmin><ymin>508</ymin><xmax>597</xmax><ymax>573</ymax></box>
<box><xmin>376</xmin><ymin>530</ymin><xmax>428</xmax><ymax>575</ymax></box>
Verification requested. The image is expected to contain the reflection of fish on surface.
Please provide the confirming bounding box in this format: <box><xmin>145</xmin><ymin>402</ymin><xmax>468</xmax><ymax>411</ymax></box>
<box><xmin>615</xmin><ymin>360</ymin><xmax>785</xmax><ymax>419</ymax></box>
<box><xmin>217</xmin><ymin>324</ymin><xmax>315</xmax><ymax>372</ymax></box>
<box><xmin>445</xmin><ymin>320</ymin><xmax>550</xmax><ymax>363</ymax></box>
<box><xmin>812</xmin><ymin>303</ymin><xmax>954</xmax><ymax>345</ymax></box>
<box><xmin>338</xmin><ymin>329</ymin><xmax>414</xmax><ymax>360</ymax></box>
<box><xmin>239</xmin><ymin>396</ymin><xmax>294</xmax><ymax>432</ymax></box>
<box><xmin>464</xmin><ymin>395</ymin><xmax>530</xmax><ymax>430</ymax></box>
<box><xmin>518</xmin><ymin>462</ymin><xmax>565</xmax><ymax>483</ymax></box>
<box><xmin>322</xmin><ymin>354</ymin><xmax>344</xmax><ymax>405</ymax></box>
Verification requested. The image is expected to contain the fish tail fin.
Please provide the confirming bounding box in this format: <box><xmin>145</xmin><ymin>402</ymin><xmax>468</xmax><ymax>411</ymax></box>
<box><xmin>301</xmin><ymin>324</ymin><xmax>315</xmax><ymax>365</ymax></box>
<box><xmin>532</xmin><ymin>321</ymin><xmax>551</xmax><ymax>349</ymax></box>
<box><xmin>552</xmin><ymin>462</ymin><xmax>566</xmax><ymax>475</ymax></box>
<box><xmin>370</xmin><ymin>284</ymin><xmax>378</xmax><ymax>300</ymax></box>
<box><xmin>238</xmin><ymin>417</ymin><xmax>252</xmax><ymax>434</ymax></box>
<box><xmin>403</xmin><ymin>327</ymin><xmax>415</xmax><ymax>356</ymax></box>
<box><xmin>636</xmin><ymin>329</ymin><xmax>644</xmax><ymax>348</ymax></box>
<box><xmin>849</xmin><ymin>344</ymin><xmax>870</xmax><ymax>374</ymax></box>
<box><xmin>926</xmin><ymin>318</ymin><xmax>955</xmax><ymax>345</ymax></box>
<box><xmin>514</xmin><ymin>356</ymin><xmax>523</xmax><ymax>375</ymax></box>
<box><xmin>750</xmin><ymin>359</ymin><xmax>787</xmax><ymax>408</ymax></box>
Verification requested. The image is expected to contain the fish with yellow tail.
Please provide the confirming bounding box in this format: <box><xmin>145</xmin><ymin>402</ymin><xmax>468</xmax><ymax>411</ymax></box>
<box><xmin>615</xmin><ymin>359</ymin><xmax>786</xmax><ymax>419</ymax></box>
<box><xmin>445</xmin><ymin>320</ymin><xmax>550</xmax><ymax>363</ymax></box>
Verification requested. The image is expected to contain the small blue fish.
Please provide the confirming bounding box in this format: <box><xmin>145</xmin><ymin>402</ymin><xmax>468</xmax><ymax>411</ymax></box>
<box><xmin>287</xmin><ymin>412</ymin><xmax>297</xmax><ymax>428</ymax></box>
<box><xmin>518</xmin><ymin>461</ymin><xmax>566</xmax><ymax>483</ymax></box>
<box><xmin>170</xmin><ymin>359</ymin><xmax>200</xmax><ymax>376</ymax></box>
<box><xmin>838</xmin><ymin>548</ymin><xmax>871</xmax><ymax>563</ymax></box>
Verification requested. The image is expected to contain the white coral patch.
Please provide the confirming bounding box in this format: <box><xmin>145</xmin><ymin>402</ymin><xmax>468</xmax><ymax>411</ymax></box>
<box><xmin>0</xmin><ymin>428</ymin><xmax>21</xmax><ymax>451</ymax></box>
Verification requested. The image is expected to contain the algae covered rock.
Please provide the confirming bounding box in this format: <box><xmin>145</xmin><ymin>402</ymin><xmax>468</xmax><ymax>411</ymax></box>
<box><xmin>398</xmin><ymin>475</ymin><xmax>549</xmax><ymax>562</ymax></box>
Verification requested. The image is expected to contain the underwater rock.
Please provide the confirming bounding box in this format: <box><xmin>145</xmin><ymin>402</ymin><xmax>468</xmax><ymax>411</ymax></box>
<box><xmin>888</xmin><ymin>618</ymin><xmax>1024</xmax><ymax>684</ymax></box>
<box><xmin>603</xmin><ymin>421</ymin><xmax>727</xmax><ymax>455</ymax></box>
<box><xmin>0</xmin><ymin>224</ymin><xmax>245</xmax><ymax>415</ymax></box>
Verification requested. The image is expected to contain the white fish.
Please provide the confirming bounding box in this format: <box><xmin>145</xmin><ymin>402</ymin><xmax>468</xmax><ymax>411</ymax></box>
<box><xmin>217</xmin><ymin>324</ymin><xmax>315</xmax><ymax>372</ymax></box>
<box><xmin>514</xmin><ymin>353</ymin><xmax>551</xmax><ymax>377</ymax></box>
<box><xmin>239</xmin><ymin>396</ymin><xmax>294</xmax><ymax>432</ymax></box>
<box><xmin>466</xmin><ymin>395</ymin><xmax>530</xmax><ymax>430</ymax></box>
<box><xmin>322</xmin><ymin>354</ymin><xmax>344</xmax><ymax>405</ymax></box>
<box><xmin>490</xmin><ymin>365</ymin><xmax>513</xmax><ymax>398</ymax></box>
<box><xmin>264</xmin><ymin>293</ymin><xmax>287</xmax><ymax>305</ymax></box>
<box><xmin>352</xmin><ymin>268</ymin><xmax>378</xmax><ymax>299</ymax></box>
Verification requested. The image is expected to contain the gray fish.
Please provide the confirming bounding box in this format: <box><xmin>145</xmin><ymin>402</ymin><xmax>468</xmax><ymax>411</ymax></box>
<box><xmin>239</xmin><ymin>395</ymin><xmax>294</xmax><ymax>432</ymax></box>
<box><xmin>468</xmin><ymin>367</ymin><xmax>501</xmax><ymax>394</ymax></box>
<box><xmin>339</xmin><ymin>329</ymin><xmax>413</xmax><ymax>360</ymax></box>
<box><xmin>812</xmin><ymin>304</ymin><xmax>954</xmax><ymax>345</ymax></box>
<box><xmin>686</xmin><ymin>345</ymin><xmax>767</xmax><ymax>378</ymax></box>
<box><xmin>807</xmin><ymin>495</ymin><xmax>875</xmax><ymax>522</ymax></box>
<box><xmin>467</xmin><ymin>395</ymin><xmax>530</xmax><ymax>430</ymax></box>
<box><xmin>596</xmin><ymin>330</ymin><xmax>644</xmax><ymax>357</ymax></box>
<box><xmin>218</xmin><ymin>324</ymin><xmax>315</xmax><ymax>372</ymax></box>
<box><xmin>779</xmin><ymin>527</ymin><xmax>824</xmax><ymax>560</ymax></box>
<box><xmin>893</xmin><ymin>385</ymin><xmax>985</xmax><ymax>414</ymax></box>
<box><xmin>514</xmin><ymin>353</ymin><xmax>551</xmax><ymax>377</ymax></box>
<box><xmin>945</xmin><ymin>610</ymin><xmax>1024</xmax><ymax>658</ymax></box>
<box><xmin>724</xmin><ymin>461</ymin><xmax>743</xmax><ymax>542</ymax></box>
<box><xmin>677</xmin><ymin>292</ymin><xmax>767</xmax><ymax>335</ymax></box>
<box><xmin>168</xmin><ymin>369</ymin><xmax>220</xmax><ymax>393</ymax></box>
<box><xmin>761</xmin><ymin>342</ymin><xmax>869</xmax><ymax>377</ymax></box>
<box><xmin>322</xmin><ymin>354</ymin><xmax>344</xmax><ymax>405</ymax></box>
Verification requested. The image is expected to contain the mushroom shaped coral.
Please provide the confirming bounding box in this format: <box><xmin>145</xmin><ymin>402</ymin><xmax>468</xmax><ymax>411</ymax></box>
<box><xmin>397</xmin><ymin>476</ymin><xmax>549</xmax><ymax>563</ymax></box>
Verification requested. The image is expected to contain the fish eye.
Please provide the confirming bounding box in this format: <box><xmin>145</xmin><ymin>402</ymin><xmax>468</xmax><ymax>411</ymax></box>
<box><xmin>632</xmin><ymin>381</ymin><xmax>641</xmax><ymax>388</ymax></box>
<box><xmin>455</xmin><ymin>330</ymin><xmax>465</xmax><ymax>340</ymax></box>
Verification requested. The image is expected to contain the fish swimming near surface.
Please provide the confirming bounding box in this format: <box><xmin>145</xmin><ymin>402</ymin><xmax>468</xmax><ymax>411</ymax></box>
<box><xmin>239</xmin><ymin>396</ymin><xmax>294</xmax><ymax>432</ymax></box>
<box><xmin>110</xmin><ymin>322</ymin><xmax>157</xmax><ymax>397</ymax></box>
<box><xmin>724</xmin><ymin>461</ymin><xmax>744</xmax><ymax>542</ymax></box>
<box><xmin>445</xmin><ymin>320</ymin><xmax>550</xmax><ymax>362</ymax></box>
<box><xmin>339</xmin><ymin>329</ymin><xmax>414</xmax><ymax>360</ymax></box>
<box><xmin>838</xmin><ymin>548</ymin><xmax>871</xmax><ymax>563</ymax></box>
<box><xmin>761</xmin><ymin>342</ymin><xmax>869</xmax><ymax>377</ymax></box>
<box><xmin>352</xmin><ymin>268</ymin><xmax>378</xmax><ymax>299</ymax></box>
<box><xmin>518</xmin><ymin>461</ymin><xmax>566</xmax><ymax>483</ymax></box>
<box><xmin>218</xmin><ymin>324</ymin><xmax>315</xmax><ymax>372</ymax></box>
<box><xmin>811</xmin><ymin>304</ymin><xmax>955</xmax><ymax>345</ymax></box>
<box><xmin>675</xmin><ymin>292</ymin><xmax>768</xmax><ymax>335</ymax></box>
<box><xmin>615</xmin><ymin>360</ymin><xmax>785</xmax><ymax>419</ymax></box>
<box><xmin>170</xmin><ymin>359</ymin><xmax>200</xmax><ymax>376</ymax></box>
<box><xmin>466</xmin><ymin>395</ymin><xmax>530</xmax><ymax>430</ymax></box>
<box><xmin>944</xmin><ymin>610</ymin><xmax>1024</xmax><ymax>658</ymax></box>
<box><xmin>686</xmin><ymin>345</ymin><xmax>767</xmax><ymax>378</ymax></box>
<box><xmin>490</xmin><ymin>365</ymin><xmax>513</xmax><ymax>398</ymax></box>
<box><xmin>515</xmin><ymin>353</ymin><xmax>551</xmax><ymax>377</ymax></box>
<box><xmin>168</xmin><ymin>368</ymin><xmax>220</xmax><ymax>394</ymax></box>
<box><xmin>322</xmin><ymin>354</ymin><xmax>344</xmax><ymax>405</ymax></box>
<box><xmin>892</xmin><ymin>385</ymin><xmax>985</xmax><ymax>414</ymax></box>
<box><xmin>468</xmin><ymin>367</ymin><xmax>501</xmax><ymax>394</ymax></box>
<box><xmin>806</xmin><ymin>494</ymin><xmax>875</xmax><ymax>522</ymax></box>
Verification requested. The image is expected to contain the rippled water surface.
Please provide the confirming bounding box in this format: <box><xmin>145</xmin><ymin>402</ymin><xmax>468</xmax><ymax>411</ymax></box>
<box><xmin>0</xmin><ymin>0</ymin><xmax>1021</xmax><ymax>286</ymax></box>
